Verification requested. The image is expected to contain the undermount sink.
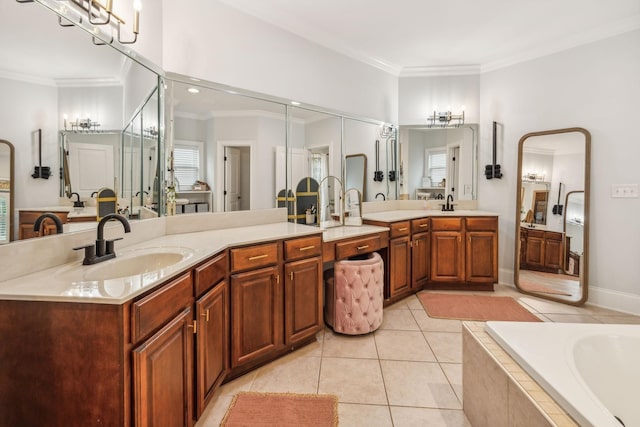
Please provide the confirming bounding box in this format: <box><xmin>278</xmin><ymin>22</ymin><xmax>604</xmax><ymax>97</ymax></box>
<box><xmin>82</xmin><ymin>247</ymin><xmax>194</xmax><ymax>281</ymax></box>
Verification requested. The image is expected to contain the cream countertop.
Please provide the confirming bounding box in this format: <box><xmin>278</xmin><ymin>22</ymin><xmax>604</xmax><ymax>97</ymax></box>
<box><xmin>0</xmin><ymin>222</ymin><xmax>321</xmax><ymax>305</ymax></box>
<box><xmin>362</xmin><ymin>209</ymin><xmax>500</xmax><ymax>222</ymax></box>
<box><xmin>322</xmin><ymin>224</ymin><xmax>389</xmax><ymax>242</ymax></box>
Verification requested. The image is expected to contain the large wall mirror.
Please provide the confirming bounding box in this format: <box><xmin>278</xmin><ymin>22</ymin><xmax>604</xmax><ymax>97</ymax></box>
<box><xmin>399</xmin><ymin>125</ymin><xmax>477</xmax><ymax>201</ymax></box>
<box><xmin>0</xmin><ymin>140</ymin><xmax>15</xmax><ymax>243</ymax></box>
<box><xmin>514</xmin><ymin>128</ymin><xmax>591</xmax><ymax>305</ymax></box>
<box><xmin>1</xmin><ymin>1</ymin><xmax>161</xmax><ymax>242</ymax></box>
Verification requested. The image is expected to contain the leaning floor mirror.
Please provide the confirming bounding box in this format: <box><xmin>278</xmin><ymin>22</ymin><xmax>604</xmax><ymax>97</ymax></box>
<box><xmin>514</xmin><ymin>127</ymin><xmax>590</xmax><ymax>305</ymax></box>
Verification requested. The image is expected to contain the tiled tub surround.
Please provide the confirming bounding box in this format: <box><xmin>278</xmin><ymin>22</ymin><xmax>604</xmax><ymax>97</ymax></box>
<box><xmin>463</xmin><ymin>322</ymin><xmax>579</xmax><ymax>427</ymax></box>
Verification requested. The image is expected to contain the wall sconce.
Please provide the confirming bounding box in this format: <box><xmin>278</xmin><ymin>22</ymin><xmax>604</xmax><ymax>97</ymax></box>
<box><xmin>16</xmin><ymin>0</ymin><xmax>141</xmax><ymax>45</ymax></box>
<box><xmin>65</xmin><ymin>116</ymin><xmax>101</xmax><ymax>132</ymax></box>
<box><xmin>426</xmin><ymin>109</ymin><xmax>465</xmax><ymax>128</ymax></box>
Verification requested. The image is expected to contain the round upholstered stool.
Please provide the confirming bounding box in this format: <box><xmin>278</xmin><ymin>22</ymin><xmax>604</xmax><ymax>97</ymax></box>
<box><xmin>324</xmin><ymin>252</ymin><xmax>384</xmax><ymax>335</ymax></box>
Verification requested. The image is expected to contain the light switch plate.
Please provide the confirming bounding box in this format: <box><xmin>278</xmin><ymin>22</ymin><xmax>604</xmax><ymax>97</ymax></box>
<box><xmin>611</xmin><ymin>184</ymin><xmax>639</xmax><ymax>198</ymax></box>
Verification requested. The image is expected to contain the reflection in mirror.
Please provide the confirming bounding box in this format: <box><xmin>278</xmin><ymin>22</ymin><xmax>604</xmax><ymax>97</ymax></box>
<box><xmin>344</xmin><ymin>119</ymin><xmax>398</xmax><ymax>202</ymax></box>
<box><xmin>1</xmin><ymin>1</ymin><xmax>160</xmax><ymax>242</ymax></box>
<box><xmin>166</xmin><ymin>77</ymin><xmax>287</xmax><ymax>213</ymax></box>
<box><xmin>345</xmin><ymin>154</ymin><xmax>367</xmax><ymax>198</ymax></box>
<box><xmin>318</xmin><ymin>176</ymin><xmax>343</xmax><ymax>229</ymax></box>
<box><xmin>515</xmin><ymin>128</ymin><xmax>590</xmax><ymax>305</ymax></box>
<box><xmin>399</xmin><ymin>125</ymin><xmax>477</xmax><ymax>201</ymax></box>
<box><xmin>344</xmin><ymin>188</ymin><xmax>362</xmax><ymax>227</ymax></box>
<box><xmin>0</xmin><ymin>140</ymin><xmax>15</xmax><ymax>243</ymax></box>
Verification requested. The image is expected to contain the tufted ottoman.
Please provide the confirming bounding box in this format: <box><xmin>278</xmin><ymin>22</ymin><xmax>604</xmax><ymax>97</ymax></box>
<box><xmin>324</xmin><ymin>252</ymin><xmax>384</xmax><ymax>335</ymax></box>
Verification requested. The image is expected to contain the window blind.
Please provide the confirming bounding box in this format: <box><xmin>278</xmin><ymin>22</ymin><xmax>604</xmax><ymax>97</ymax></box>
<box><xmin>173</xmin><ymin>145</ymin><xmax>200</xmax><ymax>190</ymax></box>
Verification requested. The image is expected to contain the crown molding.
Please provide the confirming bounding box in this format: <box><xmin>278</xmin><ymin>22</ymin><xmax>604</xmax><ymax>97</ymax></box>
<box><xmin>399</xmin><ymin>65</ymin><xmax>481</xmax><ymax>78</ymax></box>
<box><xmin>0</xmin><ymin>69</ymin><xmax>56</xmax><ymax>87</ymax></box>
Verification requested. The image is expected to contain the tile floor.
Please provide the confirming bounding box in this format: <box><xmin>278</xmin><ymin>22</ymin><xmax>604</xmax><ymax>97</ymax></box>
<box><xmin>195</xmin><ymin>284</ymin><xmax>640</xmax><ymax>427</ymax></box>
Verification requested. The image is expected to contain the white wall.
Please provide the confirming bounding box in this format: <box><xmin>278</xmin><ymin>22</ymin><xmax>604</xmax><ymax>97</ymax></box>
<box><xmin>59</xmin><ymin>86</ymin><xmax>123</xmax><ymax>131</ymax></box>
<box><xmin>479</xmin><ymin>29</ymin><xmax>640</xmax><ymax>313</ymax></box>
<box><xmin>161</xmin><ymin>0</ymin><xmax>398</xmax><ymax>124</ymax></box>
<box><xmin>399</xmin><ymin>75</ymin><xmax>480</xmax><ymax>125</ymax></box>
<box><xmin>0</xmin><ymin>77</ymin><xmax>59</xmax><ymax>236</ymax></box>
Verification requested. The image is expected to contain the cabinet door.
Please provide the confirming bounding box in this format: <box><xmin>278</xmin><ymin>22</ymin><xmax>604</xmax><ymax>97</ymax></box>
<box><xmin>430</xmin><ymin>231</ymin><xmax>464</xmax><ymax>282</ymax></box>
<box><xmin>195</xmin><ymin>281</ymin><xmax>229</xmax><ymax>417</ymax></box>
<box><xmin>466</xmin><ymin>231</ymin><xmax>498</xmax><ymax>283</ymax></box>
<box><xmin>389</xmin><ymin>236</ymin><xmax>411</xmax><ymax>298</ymax></box>
<box><xmin>524</xmin><ymin>236</ymin><xmax>545</xmax><ymax>267</ymax></box>
<box><xmin>284</xmin><ymin>256</ymin><xmax>322</xmax><ymax>345</ymax></box>
<box><xmin>133</xmin><ymin>307</ymin><xmax>194</xmax><ymax>427</ymax></box>
<box><xmin>544</xmin><ymin>238</ymin><xmax>563</xmax><ymax>270</ymax></box>
<box><xmin>231</xmin><ymin>266</ymin><xmax>282</xmax><ymax>368</ymax></box>
<box><xmin>411</xmin><ymin>232</ymin><xmax>429</xmax><ymax>289</ymax></box>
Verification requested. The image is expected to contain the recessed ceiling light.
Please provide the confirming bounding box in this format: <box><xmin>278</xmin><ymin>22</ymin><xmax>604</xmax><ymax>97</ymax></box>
<box><xmin>187</xmin><ymin>87</ymin><xmax>200</xmax><ymax>94</ymax></box>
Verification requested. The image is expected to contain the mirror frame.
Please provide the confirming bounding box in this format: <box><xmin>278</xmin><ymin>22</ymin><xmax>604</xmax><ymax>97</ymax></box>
<box><xmin>345</xmin><ymin>154</ymin><xmax>367</xmax><ymax>198</ymax></box>
<box><xmin>514</xmin><ymin>127</ymin><xmax>591</xmax><ymax>305</ymax></box>
<box><xmin>0</xmin><ymin>140</ymin><xmax>15</xmax><ymax>242</ymax></box>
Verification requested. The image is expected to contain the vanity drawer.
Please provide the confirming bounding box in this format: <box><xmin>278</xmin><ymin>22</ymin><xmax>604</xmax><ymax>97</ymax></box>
<box><xmin>411</xmin><ymin>217</ymin><xmax>430</xmax><ymax>233</ymax></box>
<box><xmin>390</xmin><ymin>221</ymin><xmax>411</xmax><ymax>238</ymax></box>
<box><xmin>335</xmin><ymin>235</ymin><xmax>383</xmax><ymax>260</ymax></box>
<box><xmin>284</xmin><ymin>235</ymin><xmax>322</xmax><ymax>261</ymax></box>
<box><xmin>545</xmin><ymin>231</ymin><xmax>564</xmax><ymax>241</ymax></box>
<box><xmin>431</xmin><ymin>217</ymin><xmax>462</xmax><ymax>231</ymax></box>
<box><xmin>194</xmin><ymin>252</ymin><xmax>228</xmax><ymax>297</ymax></box>
<box><xmin>526</xmin><ymin>229</ymin><xmax>545</xmax><ymax>239</ymax></box>
<box><xmin>230</xmin><ymin>242</ymin><xmax>279</xmax><ymax>273</ymax></box>
<box><xmin>465</xmin><ymin>217</ymin><xmax>497</xmax><ymax>231</ymax></box>
<box><xmin>131</xmin><ymin>272</ymin><xmax>193</xmax><ymax>343</ymax></box>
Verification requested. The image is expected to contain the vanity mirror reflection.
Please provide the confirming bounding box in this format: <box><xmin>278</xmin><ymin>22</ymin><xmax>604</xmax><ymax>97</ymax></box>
<box><xmin>0</xmin><ymin>140</ymin><xmax>15</xmax><ymax>243</ymax></box>
<box><xmin>515</xmin><ymin>128</ymin><xmax>590</xmax><ymax>305</ymax></box>
<box><xmin>399</xmin><ymin>125</ymin><xmax>477</xmax><ymax>202</ymax></box>
<box><xmin>1</xmin><ymin>0</ymin><xmax>161</xmax><ymax>241</ymax></box>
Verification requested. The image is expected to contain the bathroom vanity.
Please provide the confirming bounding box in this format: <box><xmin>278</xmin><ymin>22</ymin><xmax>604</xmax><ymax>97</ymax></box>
<box><xmin>364</xmin><ymin>210</ymin><xmax>499</xmax><ymax>304</ymax></box>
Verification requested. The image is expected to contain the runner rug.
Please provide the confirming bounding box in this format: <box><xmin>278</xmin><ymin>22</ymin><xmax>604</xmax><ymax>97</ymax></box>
<box><xmin>221</xmin><ymin>392</ymin><xmax>338</xmax><ymax>427</ymax></box>
<box><xmin>418</xmin><ymin>292</ymin><xmax>542</xmax><ymax>322</ymax></box>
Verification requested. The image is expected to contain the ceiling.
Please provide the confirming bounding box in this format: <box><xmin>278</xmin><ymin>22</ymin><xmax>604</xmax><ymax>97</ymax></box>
<box><xmin>2</xmin><ymin>0</ymin><xmax>639</xmax><ymax>84</ymax></box>
<box><xmin>219</xmin><ymin>0</ymin><xmax>640</xmax><ymax>75</ymax></box>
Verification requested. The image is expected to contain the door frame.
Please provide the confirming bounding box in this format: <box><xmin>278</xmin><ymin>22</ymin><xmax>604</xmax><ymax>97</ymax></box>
<box><xmin>216</xmin><ymin>140</ymin><xmax>255</xmax><ymax>212</ymax></box>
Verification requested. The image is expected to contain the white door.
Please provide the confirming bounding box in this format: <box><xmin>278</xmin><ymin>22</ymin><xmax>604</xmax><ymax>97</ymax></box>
<box><xmin>224</xmin><ymin>147</ymin><xmax>241</xmax><ymax>212</ymax></box>
<box><xmin>69</xmin><ymin>142</ymin><xmax>114</xmax><ymax>197</ymax></box>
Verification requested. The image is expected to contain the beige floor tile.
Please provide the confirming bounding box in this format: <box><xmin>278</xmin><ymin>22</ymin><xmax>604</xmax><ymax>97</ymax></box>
<box><xmin>390</xmin><ymin>407</ymin><xmax>472</xmax><ymax>427</ymax></box>
<box><xmin>440</xmin><ymin>362</ymin><xmax>463</xmax><ymax>403</ymax></box>
<box><xmin>318</xmin><ymin>357</ymin><xmax>387</xmax><ymax>405</ymax></box>
<box><xmin>322</xmin><ymin>329</ymin><xmax>379</xmax><ymax>359</ymax></box>
<box><xmin>291</xmin><ymin>328</ymin><xmax>324</xmax><ymax>358</ymax></box>
<box><xmin>412</xmin><ymin>308</ymin><xmax>462</xmax><ymax>332</ymax></box>
<box><xmin>250</xmin><ymin>355</ymin><xmax>321</xmax><ymax>394</ymax></box>
<box><xmin>379</xmin><ymin>308</ymin><xmax>420</xmax><ymax>330</ymax></box>
<box><xmin>404</xmin><ymin>294</ymin><xmax>424</xmax><ymax>310</ymax></box>
<box><xmin>592</xmin><ymin>314</ymin><xmax>640</xmax><ymax>324</ymax></box>
<box><xmin>380</xmin><ymin>360</ymin><xmax>461</xmax><ymax>409</ymax></box>
<box><xmin>216</xmin><ymin>370</ymin><xmax>257</xmax><ymax>397</ymax></box>
<box><xmin>374</xmin><ymin>329</ymin><xmax>436</xmax><ymax>361</ymax></box>
<box><xmin>386</xmin><ymin>299</ymin><xmax>410</xmax><ymax>310</ymax></box>
<box><xmin>518</xmin><ymin>297</ymin><xmax>585</xmax><ymax>314</ymax></box>
<box><xmin>424</xmin><ymin>331</ymin><xmax>462</xmax><ymax>363</ymax></box>
<box><xmin>544</xmin><ymin>313</ymin><xmax>602</xmax><ymax>323</ymax></box>
<box><xmin>194</xmin><ymin>394</ymin><xmax>233</xmax><ymax>427</ymax></box>
<box><xmin>338</xmin><ymin>403</ymin><xmax>393</xmax><ymax>427</ymax></box>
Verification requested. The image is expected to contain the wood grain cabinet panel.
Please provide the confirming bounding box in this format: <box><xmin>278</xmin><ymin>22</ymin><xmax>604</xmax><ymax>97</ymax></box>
<box><xmin>430</xmin><ymin>231</ymin><xmax>465</xmax><ymax>282</ymax></box>
<box><xmin>389</xmin><ymin>235</ymin><xmax>411</xmax><ymax>298</ymax></box>
<box><xmin>133</xmin><ymin>307</ymin><xmax>194</xmax><ymax>427</ymax></box>
<box><xmin>466</xmin><ymin>231</ymin><xmax>498</xmax><ymax>282</ymax></box>
<box><xmin>230</xmin><ymin>242</ymin><xmax>279</xmax><ymax>272</ymax></box>
<box><xmin>284</xmin><ymin>256</ymin><xmax>322</xmax><ymax>345</ymax></box>
<box><xmin>284</xmin><ymin>235</ymin><xmax>322</xmax><ymax>261</ymax></box>
<box><xmin>411</xmin><ymin>232</ymin><xmax>430</xmax><ymax>289</ymax></box>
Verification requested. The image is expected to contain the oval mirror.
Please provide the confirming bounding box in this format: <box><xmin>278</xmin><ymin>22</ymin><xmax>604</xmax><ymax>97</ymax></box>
<box><xmin>514</xmin><ymin>128</ymin><xmax>590</xmax><ymax>305</ymax></box>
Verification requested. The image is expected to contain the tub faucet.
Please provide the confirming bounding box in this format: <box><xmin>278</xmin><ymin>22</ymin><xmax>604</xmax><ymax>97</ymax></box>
<box><xmin>70</xmin><ymin>192</ymin><xmax>84</xmax><ymax>208</ymax></box>
<box><xmin>73</xmin><ymin>213</ymin><xmax>131</xmax><ymax>265</ymax></box>
<box><xmin>375</xmin><ymin>192</ymin><xmax>386</xmax><ymax>201</ymax></box>
<box><xmin>441</xmin><ymin>194</ymin><xmax>456</xmax><ymax>212</ymax></box>
<box><xmin>33</xmin><ymin>213</ymin><xmax>64</xmax><ymax>235</ymax></box>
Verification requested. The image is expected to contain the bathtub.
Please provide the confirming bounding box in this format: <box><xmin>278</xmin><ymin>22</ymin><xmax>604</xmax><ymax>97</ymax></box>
<box><xmin>486</xmin><ymin>322</ymin><xmax>640</xmax><ymax>427</ymax></box>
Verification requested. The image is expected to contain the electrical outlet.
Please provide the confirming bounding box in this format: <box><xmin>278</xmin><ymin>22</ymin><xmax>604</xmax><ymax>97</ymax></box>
<box><xmin>611</xmin><ymin>184</ymin><xmax>639</xmax><ymax>198</ymax></box>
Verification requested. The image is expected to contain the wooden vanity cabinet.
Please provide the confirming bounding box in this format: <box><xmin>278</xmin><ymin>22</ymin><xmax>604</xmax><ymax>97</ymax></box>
<box><xmin>193</xmin><ymin>252</ymin><xmax>229</xmax><ymax>418</ymax></box>
<box><xmin>521</xmin><ymin>228</ymin><xmax>563</xmax><ymax>272</ymax></box>
<box><xmin>430</xmin><ymin>216</ymin><xmax>498</xmax><ymax>289</ymax></box>
<box><xmin>411</xmin><ymin>218</ymin><xmax>430</xmax><ymax>290</ymax></box>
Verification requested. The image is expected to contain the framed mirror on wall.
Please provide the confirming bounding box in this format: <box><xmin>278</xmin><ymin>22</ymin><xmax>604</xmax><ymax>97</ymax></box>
<box><xmin>0</xmin><ymin>140</ymin><xmax>15</xmax><ymax>243</ymax></box>
<box><xmin>514</xmin><ymin>128</ymin><xmax>590</xmax><ymax>305</ymax></box>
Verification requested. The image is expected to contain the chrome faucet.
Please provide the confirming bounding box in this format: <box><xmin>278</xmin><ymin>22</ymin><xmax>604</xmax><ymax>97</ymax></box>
<box><xmin>73</xmin><ymin>213</ymin><xmax>131</xmax><ymax>265</ymax></box>
<box><xmin>33</xmin><ymin>213</ymin><xmax>64</xmax><ymax>235</ymax></box>
<box><xmin>441</xmin><ymin>194</ymin><xmax>456</xmax><ymax>212</ymax></box>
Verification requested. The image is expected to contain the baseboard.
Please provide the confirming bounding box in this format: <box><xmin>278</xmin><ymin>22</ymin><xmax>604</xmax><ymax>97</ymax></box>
<box><xmin>500</xmin><ymin>268</ymin><xmax>640</xmax><ymax>316</ymax></box>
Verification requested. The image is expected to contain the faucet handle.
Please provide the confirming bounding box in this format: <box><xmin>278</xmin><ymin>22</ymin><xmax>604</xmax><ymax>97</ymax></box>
<box><xmin>105</xmin><ymin>238</ymin><xmax>123</xmax><ymax>255</ymax></box>
<box><xmin>73</xmin><ymin>244</ymin><xmax>96</xmax><ymax>265</ymax></box>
